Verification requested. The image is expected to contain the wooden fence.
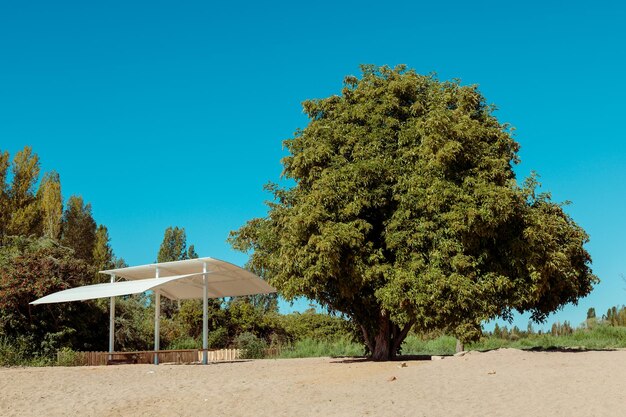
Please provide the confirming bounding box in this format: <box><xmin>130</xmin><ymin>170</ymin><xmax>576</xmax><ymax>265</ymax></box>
<box><xmin>57</xmin><ymin>345</ymin><xmax>288</xmax><ymax>366</ymax></box>
<box><xmin>57</xmin><ymin>348</ymin><xmax>243</xmax><ymax>366</ymax></box>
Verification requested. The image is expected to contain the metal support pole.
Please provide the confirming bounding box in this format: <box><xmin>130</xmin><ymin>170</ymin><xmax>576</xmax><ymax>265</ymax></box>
<box><xmin>202</xmin><ymin>262</ymin><xmax>208</xmax><ymax>365</ymax></box>
<box><xmin>108</xmin><ymin>274</ymin><xmax>116</xmax><ymax>360</ymax></box>
<box><xmin>154</xmin><ymin>267</ymin><xmax>160</xmax><ymax>365</ymax></box>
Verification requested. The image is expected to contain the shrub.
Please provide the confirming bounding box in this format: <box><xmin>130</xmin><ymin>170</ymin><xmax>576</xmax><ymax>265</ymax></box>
<box><xmin>235</xmin><ymin>332</ymin><xmax>267</xmax><ymax>359</ymax></box>
<box><xmin>56</xmin><ymin>347</ymin><xmax>85</xmax><ymax>366</ymax></box>
<box><xmin>168</xmin><ymin>336</ymin><xmax>199</xmax><ymax>350</ymax></box>
<box><xmin>279</xmin><ymin>337</ymin><xmax>364</xmax><ymax>358</ymax></box>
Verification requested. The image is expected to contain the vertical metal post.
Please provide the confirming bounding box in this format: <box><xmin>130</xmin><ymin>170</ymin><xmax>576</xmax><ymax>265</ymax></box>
<box><xmin>154</xmin><ymin>267</ymin><xmax>160</xmax><ymax>365</ymax></box>
<box><xmin>202</xmin><ymin>262</ymin><xmax>208</xmax><ymax>365</ymax></box>
<box><xmin>108</xmin><ymin>274</ymin><xmax>116</xmax><ymax>360</ymax></box>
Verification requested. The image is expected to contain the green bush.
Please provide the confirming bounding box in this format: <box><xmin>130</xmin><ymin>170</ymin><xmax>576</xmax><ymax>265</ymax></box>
<box><xmin>168</xmin><ymin>336</ymin><xmax>199</xmax><ymax>350</ymax></box>
<box><xmin>0</xmin><ymin>336</ymin><xmax>50</xmax><ymax>367</ymax></box>
<box><xmin>235</xmin><ymin>332</ymin><xmax>267</xmax><ymax>359</ymax></box>
<box><xmin>207</xmin><ymin>327</ymin><xmax>228</xmax><ymax>349</ymax></box>
<box><xmin>280</xmin><ymin>309</ymin><xmax>352</xmax><ymax>343</ymax></box>
<box><xmin>279</xmin><ymin>337</ymin><xmax>364</xmax><ymax>359</ymax></box>
<box><xmin>401</xmin><ymin>334</ymin><xmax>457</xmax><ymax>356</ymax></box>
<box><xmin>0</xmin><ymin>336</ymin><xmax>27</xmax><ymax>366</ymax></box>
<box><xmin>55</xmin><ymin>347</ymin><xmax>85</xmax><ymax>366</ymax></box>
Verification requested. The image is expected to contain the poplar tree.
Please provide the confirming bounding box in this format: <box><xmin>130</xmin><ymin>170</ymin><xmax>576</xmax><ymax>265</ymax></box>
<box><xmin>157</xmin><ymin>226</ymin><xmax>192</xmax><ymax>318</ymax></box>
<box><xmin>157</xmin><ymin>226</ymin><xmax>188</xmax><ymax>262</ymax></box>
<box><xmin>0</xmin><ymin>150</ymin><xmax>10</xmax><ymax>240</ymax></box>
<box><xmin>38</xmin><ymin>171</ymin><xmax>63</xmax><ymax>240</ymax></box>
<box><xmin>6</xmin><ymin>146</ymin><xmax>41</xmax><ymax>237</ymax></box>
<box><xmin>61</xmin><ymin>196</ymin><xmax>97</xmax><ymax>263</ymax></box>
<box><xmin>93</xmin><ymin>224</ymin><xmax>114</xmax><ymax>281</ymax></box>
<box><xmin>230</xmin><ymin>65</ymin><xmax>598</xmax><ymax>360</ymax></box>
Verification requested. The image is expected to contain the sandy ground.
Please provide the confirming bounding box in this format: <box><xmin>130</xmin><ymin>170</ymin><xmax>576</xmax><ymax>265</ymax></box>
<box><xmin>1</xmin><ymin>348</ymin><xmax>625</xmax><ymax>417</ymax></box>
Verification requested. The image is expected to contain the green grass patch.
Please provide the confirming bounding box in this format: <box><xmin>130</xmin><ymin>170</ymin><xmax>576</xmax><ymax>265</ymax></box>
<box><xmin>401</xmin><ymin>334</ymin><xmax>457</xmax><ymax>355</ymax></box>
<box><xmin>0</xmin><ymin>337</ymin><xmax>51</xmax><ymax>367</ymax></box>
<box><xmin>470</xmin><ymin>325</ymin><xmax>626</xmax><ymax>351</ymax></box>
<box><xmin>279</xmin><ymin>337</ymin><xmax>364</xmax><ymax>359</ymax></box>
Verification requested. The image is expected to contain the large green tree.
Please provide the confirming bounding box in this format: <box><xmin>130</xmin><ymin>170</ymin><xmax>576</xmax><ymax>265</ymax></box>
<box><xmin>230</xmin><ymin>65</ymin><xmax>597</xmax><ymax>360</ymax></box>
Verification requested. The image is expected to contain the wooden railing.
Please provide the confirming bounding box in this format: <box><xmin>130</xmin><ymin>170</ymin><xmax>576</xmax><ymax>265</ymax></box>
<box><xmin>57</xmin><ymin>348</ymin><xmax>243</xmax><ymax>366</ymax></box>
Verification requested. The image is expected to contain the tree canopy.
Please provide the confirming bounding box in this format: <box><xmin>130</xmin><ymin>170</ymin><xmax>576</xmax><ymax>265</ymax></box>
<box><xmin>230</xmin><ymin>65</ymin><xmax>598</xmax><ymax>360</ymax></box>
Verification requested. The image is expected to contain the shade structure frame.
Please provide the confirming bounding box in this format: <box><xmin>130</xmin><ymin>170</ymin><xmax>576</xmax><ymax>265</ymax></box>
<box><xmin>30</xmin><ymin>257</ymin><xmax>276</xmax><ymax>365</ymax></box>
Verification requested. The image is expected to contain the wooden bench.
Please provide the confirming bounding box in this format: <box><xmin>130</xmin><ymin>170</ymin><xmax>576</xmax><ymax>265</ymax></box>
<box><xmin>106</xmin><ymin>354</ymin><xmax>138</xmax><ymax>365</ymax></box>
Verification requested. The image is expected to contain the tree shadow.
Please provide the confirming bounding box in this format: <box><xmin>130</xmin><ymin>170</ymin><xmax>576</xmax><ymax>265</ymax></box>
<box><xmin>329</xmin><ymin>354</ymin><xmax>442</xmax><ymax>364</ymax></box>
<box><xmin>524</xmin><ymin>346</ymin><xmax>617</xmax><ymax>353</ymax></box>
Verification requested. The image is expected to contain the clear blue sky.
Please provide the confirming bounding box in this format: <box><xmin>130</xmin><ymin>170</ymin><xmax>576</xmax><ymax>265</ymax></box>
<box><xmin>1</xmin><ymin>0</ymin><xmax>624</xmax><ymax>328</ymax></box>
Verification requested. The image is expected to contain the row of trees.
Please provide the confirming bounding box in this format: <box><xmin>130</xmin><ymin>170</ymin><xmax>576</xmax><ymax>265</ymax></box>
<box><xmin>0</xmin><ymin>146</ymin><xmax>116</xmax><ymax>356</ymax></box>
<box><xmin>0</xmin><ymin>147</ymin><xmax>113</xmax><ymax>270</ymax></box>
<box><xmin>0</xmin><ymin>153</ymin><xmax>351</xmax><ymax>358</ymax></box>
<box><xmin>488</xmin><ymin>305</ymin><xmax>626</xmax><ymax>341</ymax></box>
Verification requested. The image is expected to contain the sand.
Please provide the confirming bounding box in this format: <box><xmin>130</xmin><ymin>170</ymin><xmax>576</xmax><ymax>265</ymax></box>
<box><xmin>1</xmin><ymin>348</ymin><xmax>625</xmax><ymax>417</ymax></box>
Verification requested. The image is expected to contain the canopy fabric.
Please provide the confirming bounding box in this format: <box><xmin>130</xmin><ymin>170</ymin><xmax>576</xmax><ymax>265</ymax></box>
<box><xmin>30</xmin><ymin>257</ymin><xmax>276</xmax><ymax>305</ymax></box>
<box><xmin>30</xmin><ymin>273</ymin><xmax>201</xmax><ymax>305</ymax></box>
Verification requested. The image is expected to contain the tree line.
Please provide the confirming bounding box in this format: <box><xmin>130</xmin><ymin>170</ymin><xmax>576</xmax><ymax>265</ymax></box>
<box><xmin>0</xmin><ymin>150</ymin><xmax>351</xmax><ymax>361</ymax></box>
<box><xmin>0</xmin><ymin>146</ymin><xmax>117</xmax><ymax>357</ymax></box>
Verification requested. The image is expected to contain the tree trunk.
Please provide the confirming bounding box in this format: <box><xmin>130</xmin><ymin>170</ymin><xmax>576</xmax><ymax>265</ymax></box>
<box><xmin>363</xmin><ymin>313</ymin><xmax>414</xmax><ymax>361</ymax></box>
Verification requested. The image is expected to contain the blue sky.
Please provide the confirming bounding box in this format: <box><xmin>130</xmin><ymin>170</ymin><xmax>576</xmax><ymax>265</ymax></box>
<box><xmin>1</xmin><ymin>0</ymin><xmax>624</xmax><ymax>329</ymax></box>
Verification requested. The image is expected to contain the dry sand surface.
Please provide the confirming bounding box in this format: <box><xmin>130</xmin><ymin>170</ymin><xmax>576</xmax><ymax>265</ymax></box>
<box><xmin>1</xmin><ymin>348</ymin><xmax>626</xmax><ymax>417</ymax></box>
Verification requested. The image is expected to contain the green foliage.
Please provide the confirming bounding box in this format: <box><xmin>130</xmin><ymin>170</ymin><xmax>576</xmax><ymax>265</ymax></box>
<box><xmin>6</xmin><ymin>146</ymin><xmax>41</xmax><ymax>237</ymax></box>
<box><xmin>0</xmin><ymin>237</ymin><xmax>107</xmax><ymax>356</ymax></box>
<box><xmin>603</xmin><ymin>305</ymin><xmax>626</xmax><ymax>326</ymax></box>
<box><xmin>280</xmin><ymin>309</ymin><xmax>352</xmax><ymax>342</ymax></box>
<box><xmin>472</xmin><ymin>324</ymin><xmax>626</xmax><ymax>351</ymax></box>
<box><xmin>401</xmin><ymin>334</ymin><xmax>458</xmax><ymax>355</ymax></box>
<box><xmin>157</xmin><ymin>226</ymin><xmax>189</xmax><ymax>263</ymax></box>
<box><xmin>61</xmin><ymin>196</ymin><xmax>97</xmax><ymax>264</ymax></box>
<box><xmin>0</xmin><ymin>336</ymin><xmax>30</xmax><ymax>366</ymax></box>
<box><xmin>0</xmin><ymin>150</ymin><xmax>10</xmax><ymax>240</ymax></box>
<box><xmin>168</xmin><ymin>336</ymin><xmax>200</xmax><ymax>350</ymax></box>
<box><xmin>187</xmin><ymin>244</ymin><xmax>198</xmax><ymax>259</ymax></box>
<box><xmin>207</xmin><ymin>327</ymin><xmax>229</xmax><ymax>349</ymax></box>
<box><xmin>587</xmin><ymin>307</ymin><xmax>596</xmax><ymax>320</ymax></box>
<box><xmin>55</xmin><ymin>347</ymin><xmax>84</xmax><ymax>366</ymax></box>
<box><xmin>230</xmin><ymin>64</ymin><xmax>597</xmax><ymax>360</ymax></box>
<box><xmin>235</xmin><ymin>332</ymin><xmax>267</xmax><ymax>359</ymax></box>
<box><xmin>92</xmin><ymin>225</ymin><xmax>114</xmax><ymax>281</ymax></box>
<box><xmin>279</xmin><ymin>337</ymin><xmax>364</xmax><ymax>359</ymax></box>
<box><xmin>156</xmin><ymin>226</ymin><xmax>196</xmax><ymax>318</ymax></box>
<box><xmin>226</xmin><ymin>297</ymin><xmax>283</xmax><ymax>342</ymax></box>
<box><xmin>38</xmin><ymin>171</ymin><xmax>63</xmax><ymax>240</ymax></box>
<box><xmin>108</xmin><ymin>294</ymin><xmax>153</xmax><ymax>352</ymax></box>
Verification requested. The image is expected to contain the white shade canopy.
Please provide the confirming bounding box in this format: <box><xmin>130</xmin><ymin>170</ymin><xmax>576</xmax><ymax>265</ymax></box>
<box><xmin>30</xmin><ymin>257</ymin><xmax>276</xmax><ymax>305</ymax></box>
<box><xmin>30</xmin><ymin>273</ymin><xmax>201</xmax><ymax>305</ymax></box>
<box><xmin>29</xmin><ymin>256</ymin><xmax>275</xmax><ymax>364</ymax></box>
